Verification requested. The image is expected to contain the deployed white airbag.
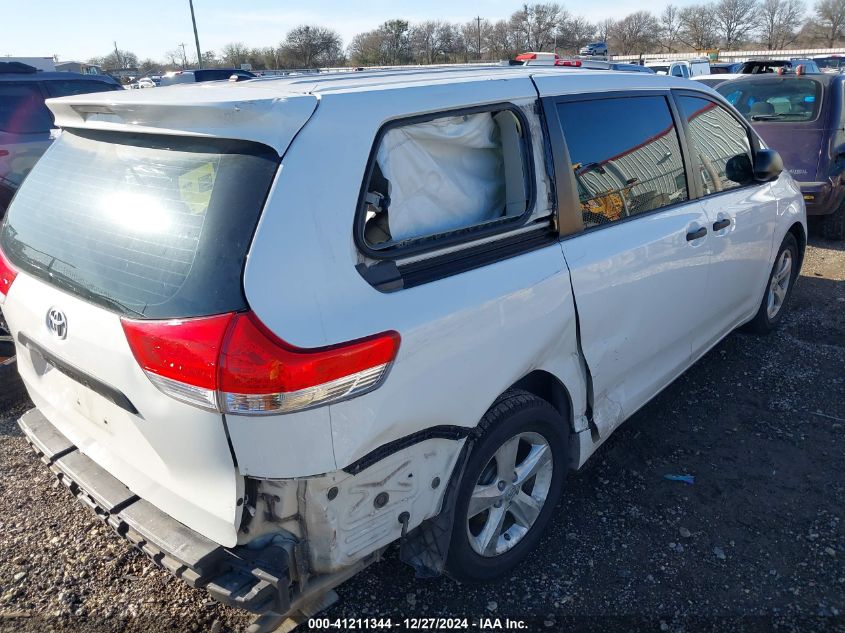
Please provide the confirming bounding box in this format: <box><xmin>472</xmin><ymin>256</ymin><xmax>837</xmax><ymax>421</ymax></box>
<box><xmin>376</xmin><ymin>113</ymin><xmax>505</xmax><ymax>242</ymax></box>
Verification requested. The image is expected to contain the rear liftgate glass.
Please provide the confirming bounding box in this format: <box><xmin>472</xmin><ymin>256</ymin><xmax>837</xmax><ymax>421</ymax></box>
<box><xmin>1</xmin><ymin>128</ymin><xmax>400</xmax><ymax>415</ymax></box>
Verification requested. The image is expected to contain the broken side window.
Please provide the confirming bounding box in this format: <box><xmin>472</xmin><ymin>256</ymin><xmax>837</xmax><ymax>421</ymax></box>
<box><xmin>362</xmin><ymin>108</ymin><xmax>530</xmax><ymax>250</ymax></box>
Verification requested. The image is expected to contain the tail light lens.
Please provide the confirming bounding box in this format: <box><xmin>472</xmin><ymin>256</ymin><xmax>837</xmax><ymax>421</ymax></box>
<box><xmin>121</xmin><ymin>311</ymin><xmax>400</xmax><ymax>415</ymax></box>
<box><xmin>0</xmin><ymin>247</ymin><xmax>18</xmax><ymax>303</ymax></box>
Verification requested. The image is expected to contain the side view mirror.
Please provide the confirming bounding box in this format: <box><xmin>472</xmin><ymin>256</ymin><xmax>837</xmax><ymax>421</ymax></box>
<box><xmin>752</xmin><ymin>148</ymin><xmax>783</xmax><ymax>182</ymax></box>
<box><xmin>724</xmin><ymin>153</ymin><xmax>754</xmax><ymax>185</ymax></box>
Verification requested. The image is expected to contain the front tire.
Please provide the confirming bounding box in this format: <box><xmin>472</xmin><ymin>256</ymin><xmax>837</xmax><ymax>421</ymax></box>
<box><xmin>744</xmin><ymin>233</ymin><xmax>799</xmax><ymax>334</ymax></box>
<box><xmin>823</xmin><ymin>201</ymin><xmax>845</xmax><ymax>240</ymax></box>
<box><xmin>445</xmin><ymin>390</ymin><xmax>568</xmax><ymax>583</ymax></box>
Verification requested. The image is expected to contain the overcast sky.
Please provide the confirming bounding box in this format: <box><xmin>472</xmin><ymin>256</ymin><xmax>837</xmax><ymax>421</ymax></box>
<box><xmin>2</xmin><ymin>0</ymin><xmax>705</xmax><ymax>62</ymax></box>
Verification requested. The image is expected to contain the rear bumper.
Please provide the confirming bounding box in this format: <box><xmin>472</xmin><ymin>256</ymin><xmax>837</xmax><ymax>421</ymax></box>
<box><xmin>797</xmin><ymin>181</ymin><xmax>843</xmax><ymax>216</ymax></box>
<box><xmin>18</xmin><ymin>408</ymin><xmax>293</xmax><ymax>615</ymax></box>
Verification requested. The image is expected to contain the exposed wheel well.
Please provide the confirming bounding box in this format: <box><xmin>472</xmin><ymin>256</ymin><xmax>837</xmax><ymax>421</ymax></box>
<box><xmin>788</xmin><ymin>222</ymin><xmax>806</xmax><ymax>270</ymax></box>
<box><xmin>507</xmin><ymin>370</ymin><xmax>574</xmax><ymax>433</ymax></box>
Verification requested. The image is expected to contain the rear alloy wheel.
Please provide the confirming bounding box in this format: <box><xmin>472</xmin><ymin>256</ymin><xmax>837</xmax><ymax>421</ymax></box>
<box><xmin>466</xmin><ymin>432</ymin><xmax>554</xmax><ymax>557</ymax></box>
<box><xmin>744</xmin><ymin>233</ymin><xmax>799</xmax><ymax>334</ymax></box>
<box><xmin>446</xmin><ymin>390</ymin><xmax>567</xmax><ymax>582</ymax></box>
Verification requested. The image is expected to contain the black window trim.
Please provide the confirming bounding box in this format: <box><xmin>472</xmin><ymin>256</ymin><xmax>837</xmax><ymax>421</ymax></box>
<box><xmin>542</xmin><ymin>89</ymin><xmax>697</xmax><ymax>239</ymax></box>
<box><xmin>671</xmin><ymin>88</ymin><xmax>764</xmax><ymax>201</ymax></box>
<box><xmin>353</xmin><ymin>102</ymin><xmax>540</xmax><ymax>261</ymax></box>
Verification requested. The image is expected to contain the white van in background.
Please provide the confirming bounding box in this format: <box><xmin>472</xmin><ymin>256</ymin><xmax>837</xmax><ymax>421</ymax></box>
<box><xmin>645</xmin><ymin>58</ymin><xmax>711</xmax><ymax>78</ymax></box>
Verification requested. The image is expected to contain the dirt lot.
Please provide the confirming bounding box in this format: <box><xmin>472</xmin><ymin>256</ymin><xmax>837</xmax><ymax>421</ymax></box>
<box><xmin>0</xmin><ymin>238</ymin><xmax>843</xmax><ymax>633</ymax></box>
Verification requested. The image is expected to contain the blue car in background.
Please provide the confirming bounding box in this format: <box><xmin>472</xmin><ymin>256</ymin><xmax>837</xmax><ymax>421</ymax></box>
<box><xmin>0</xmin><ymin>62</ymin><xmax>121</xmax><ymax>216</ymax></box>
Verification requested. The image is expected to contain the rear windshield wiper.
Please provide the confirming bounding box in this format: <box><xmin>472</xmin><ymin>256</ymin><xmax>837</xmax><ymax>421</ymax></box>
<box><xmin>750</xmin><ymin>112</ymin><xmax>811</xmax><ymax>121</ymax></box>
<box><xmin>19</xmin><ymin>254</ymin><xmax>143</xmax><ymax>317</ymax></box>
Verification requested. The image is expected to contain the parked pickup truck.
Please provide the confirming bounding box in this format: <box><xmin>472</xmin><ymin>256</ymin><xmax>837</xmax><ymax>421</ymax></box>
<box><xmin>0</xmin><ymin>67</ymin><xmax>806</xmax><ymax>623</ymax></box>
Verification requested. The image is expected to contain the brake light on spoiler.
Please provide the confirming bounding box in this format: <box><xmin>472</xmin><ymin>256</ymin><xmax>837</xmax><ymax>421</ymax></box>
<box><xmin>121</xmin><ymin>311</ymin><xmax>400</xmax><ymax>415</ymax></box>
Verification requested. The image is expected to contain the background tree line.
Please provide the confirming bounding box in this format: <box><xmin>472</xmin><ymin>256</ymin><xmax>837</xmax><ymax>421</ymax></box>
<box><xmin>90</xmin><ymin>0</ymin><xmax>845</xmax><ymax>73</ymax></box>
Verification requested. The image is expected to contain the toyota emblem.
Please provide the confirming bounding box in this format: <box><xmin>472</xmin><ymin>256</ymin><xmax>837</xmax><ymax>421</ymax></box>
<box><xmin>46</xmin><ymin>308</ymin><xmax>68</xmax><ymax>340</ymax></box>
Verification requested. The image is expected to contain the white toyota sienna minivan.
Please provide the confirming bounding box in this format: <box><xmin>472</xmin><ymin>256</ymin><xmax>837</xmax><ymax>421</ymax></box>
<box><xmin>0</xmin><ymin>66</ymin><xmax>806</xmax><ymax>623</ymax></box>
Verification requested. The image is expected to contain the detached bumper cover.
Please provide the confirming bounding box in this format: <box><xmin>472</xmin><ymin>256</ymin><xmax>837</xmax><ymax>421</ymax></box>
<box><xmin>18</xmin><ymin>408</ymin><xmax>292</xmax><ymax>615</ymax></box>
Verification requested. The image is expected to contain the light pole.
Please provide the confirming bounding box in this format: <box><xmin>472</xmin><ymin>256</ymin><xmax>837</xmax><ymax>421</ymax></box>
<box><xmin>189</xmin><ymin>0</ymin><xmax>203</xmax><ymax>69</ymax></box>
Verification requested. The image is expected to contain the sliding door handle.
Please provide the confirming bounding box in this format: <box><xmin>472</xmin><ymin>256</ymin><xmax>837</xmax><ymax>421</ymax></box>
<box><xmin>686</xmin><ymin>226</ymin><xmax>707</xmax><ymax>241</ymax></box>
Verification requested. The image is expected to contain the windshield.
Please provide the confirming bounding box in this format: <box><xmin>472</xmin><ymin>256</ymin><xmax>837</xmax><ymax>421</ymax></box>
<box><xmin>649</xmin><ymin>65</ymin><xmax>669</xmax><ymax>75</ymax></box>
<box><xmin>1</xmin><ymin>129</ymin><xmax>278</xmax><ymax>318</ymax></box>
<box><xmin>816</xmin><ymin>57</ymin><xmax>845</xmax><ymax>71</ymax></box>
<box><xmin>717</xmin><ymin>78</ymin><xmax>822</xmax><ymax>122</ymax></box>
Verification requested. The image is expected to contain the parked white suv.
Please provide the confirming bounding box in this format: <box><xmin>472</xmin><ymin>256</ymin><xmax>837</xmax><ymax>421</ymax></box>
<box><xmin>646</xmin><ymin>58</ymin><xmax>711</xmax><ymax>78</ymax></box>
<box><xmin>0</xmin><ymin>67</ymin><xmax>805</xmax><ymax>621</ymax></box>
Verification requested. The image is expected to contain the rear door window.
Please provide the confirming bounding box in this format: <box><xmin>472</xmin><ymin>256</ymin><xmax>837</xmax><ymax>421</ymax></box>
<box><xmin>0</xmin><ymin>82</ymin><xmax>52</xmax><ymax>134</ymax></box>
<box><xmin>1</xmin><ymin>130</ymin><xmax>279</xmax><ymax>318</ymax></box>
<box><xmin>43</xmin><ymin>80</ymin><xmax>122</xmax><ymax>98</ymax></box>
<box><xmin>556</xmin><ymin>95</ymin><xmax>688</xmax><ymax>228</ymax></box>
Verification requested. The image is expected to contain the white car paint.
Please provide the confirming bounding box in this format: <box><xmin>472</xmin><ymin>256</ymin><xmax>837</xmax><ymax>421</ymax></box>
<box><xmin>0</xmin><ymin>66</ymin><xmax>806</xmax><ymax>601</ymax></box>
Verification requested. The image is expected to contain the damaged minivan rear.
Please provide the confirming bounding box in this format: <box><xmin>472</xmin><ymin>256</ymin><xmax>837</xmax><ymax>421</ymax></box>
<box><xmin>1</xmin><ymin>66</ymin><xmax>805</xmax><ymax>624</ymax></box>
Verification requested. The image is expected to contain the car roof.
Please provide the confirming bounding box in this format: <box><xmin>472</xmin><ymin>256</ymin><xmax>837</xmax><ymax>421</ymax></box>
<box><xmin>47</xmin><ymin>65</ymin><xmax>701</xmax><ymax>100</ymax></box>
<box><xmin>0</xmin><ymin>71</ymin><xmax>117</xmax><ymax>83</ymax></box>
<box><xmin>45</xmin><ymin>66</ymin><xmax>711</xmax><ymax>153</ymax></box>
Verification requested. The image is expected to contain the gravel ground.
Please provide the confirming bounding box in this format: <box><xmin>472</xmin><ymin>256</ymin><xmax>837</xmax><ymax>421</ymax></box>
<box><xmin>0</xmin><ymin>237</ymin><xmax>843</xmax><ymax>633</ymax></box>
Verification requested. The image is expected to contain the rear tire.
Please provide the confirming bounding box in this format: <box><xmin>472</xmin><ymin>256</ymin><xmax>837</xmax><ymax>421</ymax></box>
<box><xmin>0</xmin><ymin>312</ymin><xmax>27</xmax><ymax>409</ymax></box>
<box><xmin>822</xmin><ymin>201</ymin><xmax>845</xmax><ymax>240</ymax></box>
<box><xmin>445</xmin><ymin>390</ymin><xmax>568</xmax><ymax>583</ymax></box>
<box><xmin>743</xmin><ymin>233</ymin><xmax>799</xmax><ymax>334</ymax></box>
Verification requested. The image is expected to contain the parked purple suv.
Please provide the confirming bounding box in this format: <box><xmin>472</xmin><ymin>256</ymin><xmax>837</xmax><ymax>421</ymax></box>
<box><xmin>718</xmin><ymin>73</ymin><xmax>844</xmax><ymax>239</ymax></box>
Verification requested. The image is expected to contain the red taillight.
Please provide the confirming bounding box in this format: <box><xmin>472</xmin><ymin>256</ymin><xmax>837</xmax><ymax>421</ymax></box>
<box><xmin>122</xmin><ymin>313</ymin><xmax>232</xmax><ymax>389</ymax></box>
<box><xmin>121</xmin><ymin>311</ymin><xmax>400</xmax><ymax>415</ymax></box>
<box><xmin>0</xmin><ymin>247</ymin><xmax>18</xmax><ymax>301</ymax></box>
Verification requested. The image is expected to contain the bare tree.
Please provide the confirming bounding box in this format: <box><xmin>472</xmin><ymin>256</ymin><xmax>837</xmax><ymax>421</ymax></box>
<box><xmin>348</xmin><ymin>30</ymin><xmax>386</xmax><ymax>66</ymax></box>
<box><xmin>713</xmin><ymin>0</ymin><xmax>759</xmax><ymax>47</ymax></box>
<box><xmin>510</xmin><ymin>3</ymin><xmax>566</xmax><ymax>51</ymax></box>
<box><xmin>279</xmin><ymin>25</ymin><xmax>344</xmax><ymax>68</ymax></box>
<box><xmin>760</xmin><ymin>0</ymin><xmax>806</xmax><ymax>48</ymax></box>
<box><xmin>678</xmin><ymin>4</ymin><xmax>720</xmax><ymax>49</ymax></box>
<box><xmin>815</xmin><ymin>0</ymin><xmax>845</xmax><ymax>45</ymax></box>
<box><xmin>596</xmin><ymin>18</ymin><xmax>616</xmax><ymax>45</ymax></box>
<box><xmin>220</xmin><ymin>42</ymin><xmax>249</xmax><ymax>67</ymax></box>
<box><xmin>411</xmin><ymin>21</ymin><xmax>446</xmax><ymax>64</ymax></box>
<box><xmin>659</xmin><ymin>5</ymin><xmax>682</xmax><ymax>52</ymax></box>
<box><xmin>557</xmin><ymin>15</ymin><xmax>596</xmax><ymax>52</ymax></box>
<box><xmin>611</xmin><ymin>11</ymin><xmax>661</xmax><ymax>55</ymax></box>
<box><xmin>486</xmin><ymin>19</ymin><xmax>516</xmax><ymax>60</ymax></box>
<box><xmin>90</xmin><ymin>49</ymin><xmax>138</xmax><ymax>72</ymax></box>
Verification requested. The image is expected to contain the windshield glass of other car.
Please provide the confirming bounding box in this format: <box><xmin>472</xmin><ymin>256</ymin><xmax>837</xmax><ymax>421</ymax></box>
<box><xmin>1</xmin><ymin>130</ymin><xmax>279</xmax><ymax>318</ymax></box>
<box><xmin>717</xmin><ymin>78</ymin><xmax>822</xmax><ymax>122</ymax></box>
